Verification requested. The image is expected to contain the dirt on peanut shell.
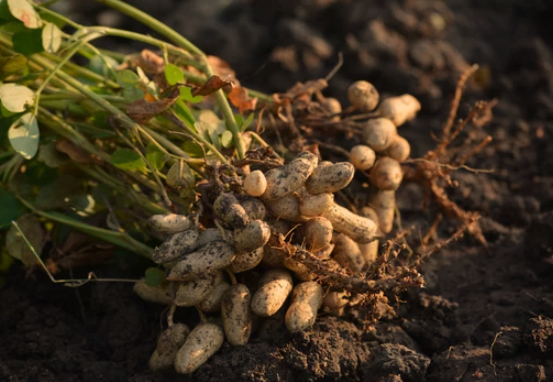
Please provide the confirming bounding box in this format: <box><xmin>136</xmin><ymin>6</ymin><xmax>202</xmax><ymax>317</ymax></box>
<box><xmin>2</xmin><ymin>0</ymin><xmax>553</xmax><ymax>381</ymax></box>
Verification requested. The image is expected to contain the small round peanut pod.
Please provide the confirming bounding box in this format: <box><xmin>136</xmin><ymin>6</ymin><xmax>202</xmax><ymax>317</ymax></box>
<box><xmin>152</xmin><ymin>229</ymin><xmax>200</xmax><ymax>264</ymax></box>
<box><xmin>238</xmin><ymin>195</ymin><xmax>267</xmax><ymax>221</ymax></box>
<box><xmin>361</xmin><ymin>118</ymin><xmax>398</xmax><ymax>152</ymax></box>
<box><xmin>323</xmin><ymin>290</ymin><xmax>350</xmax><ymax>317</ymax></box>
<box><xmin>385</xmin><ymin>135</ymin><xmax>411</xmax><ymax>162</ymax></box>
<box><xmin>199</xmin><ymin>281</ymin><xmax>231</xmax><ymax>313</ymax></box>
<box><xmin>332</xmin><ymin>233</ymin><xmax>366</xmax><ymax>273</ymax></box>
<box><xmin>300</xmin><ymin>217</ymin><xmax>333</xmax><ymax>252</ymax></box>
<box><xmin>371</xmin><ymin>190</ymin><xmax>395</xmax><ymax>234</ymax></box>
<box><xmin>221</xmin><ymin>283</ymin><xmax>253</xmax><ymax>346</ymax></box>
<box><xmin>213</xmin><ymin>193</ymin><xmax>250</xmax><ymax>229</ymax></box>
<box><xmin>243</xmin><ymin>170</ymin><xmax>267</xmax><ymax>197</ymax></box>
<box><xmin>285</xmin><ymin>282</ymin><xmax>323</xmax><ymax>332</ymax></box>
<box><xmin>174</xmin><ymin>322</ymin><xmax>224</xmax><ymax>374</ymax></box>
<box><xmin>377</xmin><ymin>94</ymin><xmax>421</xmax><ymax>126</ymax></box>
<box><xmin>133</xmin><ymin>279</ymin><xmax>173</xmax><ymax>305</ymax></box>
<box><xmin>322</xmin><ymin>203</ymin><xmax>379</xmax><ymax>244</ymax></box>
<box><xmin>265</xmin><ymin>195</ymin><xmax>306</xmax><ymax>223</ymax></box>
<box><xmin>148</xmin><ymin>214</ymin><xmax>191</xmax><ymax>235</ymax></box>
<box><xmin>229</xmin><ymin>247</ymin><xmax>264</xmax><ymax>273</ymax></box>
<box><xmin>349</xmin><ymin>145</ymin><xmax>376</xmax><ymax>171</ymax></box>
<box><xmin>168</xmin><ymin>241</ymin><xmax>235</xmax><ymax>281</ymax></box>
<box><xmin>348</xmin><ymin>80</ymin><xmax>379</xmax><ymax>112</ymax></box>
<box><xmin>321</xmin><ymin>97</ymin><xmax>342</xmax><ymax>122</ymax></box>
<box><xmin>299</xmin><ymin>192</ymin><xmax>334</xmax><ymax>218</ymax></box>
<box><xmin>305</xmin><ymin>162</ymin><xmax>355</xmax><ymax>195</ymax></box>
<box><xmin>251</xmin><ymin>269</ymin><xmax>294</xmax><ymax>317</ymax></box>
<box><xmin>370</xmin><ymin>157</ymin><xmax>403</xmax><ymax>191</ymax></box>
<box><xmin>174</xmin><ymin>271</ymin><xmax>222</xmax><ymax>307</ymax></box>
<box><xmin>149</xmin><ymin>323</ymin><xmax>190</xmax><ymax>371</ymax></box>
<box><xmin>261</xmin><ymin>151</ymin><xmax>319</xmax><ymax>201</ymax></box>
<box><xmin>233</xmin><ymin>220</ymin><xmax>271</xmax><ymax>253</ymax></box>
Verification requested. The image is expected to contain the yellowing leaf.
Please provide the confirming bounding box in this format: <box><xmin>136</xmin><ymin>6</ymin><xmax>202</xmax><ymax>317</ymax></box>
<box><xmin>42</xmin><ymin>22</ymin><xmax>62</xmax><ymax>53</ymax></box>
<box><xmin>7</xmin><ymin>0</ymin><xmax>41</xmax><ymax>29</ymax></box>
<box><xmin>0</xmin><ymin>83</ymin><xmax>35</xmax><ymax>113</ymax></box>
<box><xmin>8</xmin><ymin>113</ymin><xmax>39</xmax><ymax>160</ymax></box>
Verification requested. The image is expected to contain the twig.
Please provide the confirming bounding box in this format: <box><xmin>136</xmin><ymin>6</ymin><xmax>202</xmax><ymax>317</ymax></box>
<box><xmin>404</xmin><ymin>158</ymin><xmax>494</xmax><ymax>174</ymax></box>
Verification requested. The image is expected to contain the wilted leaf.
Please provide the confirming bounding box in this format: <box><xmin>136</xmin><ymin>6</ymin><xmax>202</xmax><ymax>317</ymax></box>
<box><xmin>41</xmin><ymin>22</ymin><xmax>62</xmax><ymax>53</ymax></box>
<box><xmin>12</xmin><ymin>28</ymin><xmax>43</xmax><ymax>56</ymax></box>
<box><xmin>6</xmin><ymin>215</ymin><xmax>44</xmax><ymax>267</ymax></box>
<box><xmin>0</xmin><ymin>188</ymin><xmax>26</xmax><ymax>229</ymax></box>
<box><xmin>166</xmin><ymin>161</ymin><xmax>195</xmax><ymax>189</ymax></box>
<box><xmin>145</xmin><ymin>267</ymin><xmax>165</xmax><ymax>287</ymax></box>
<box><xmin>126</xmin><ymin>86</ymin><xmax>180</xmax><ymax>123</ymax></box>
<box><xmin>192</xmin><ymin>75</ymin><xmax>234</xmax><ymax>97</ymax></box>
<box><xmin>111</xmin><ymin>148</ymin><xmax>147</xmax><ymax>172</ymax></box>
<box><xmin>164</xmin><ymin>63</ymin><xmax>183</xmax><ymax>86</ymax></box>
<box><xmin>37</xmin><ymin>141</ymin><xmax>68</xmax><ymax>168</ymax></box>
<box><xmin>7</xmin><ymin>0</ymin><xmax>41</xmax><ymax>29</ymax></box>
<box><xmin>221</xmin><ymin>130</ymin><xmax>233</xmax><ymax>148</ymax></box>
<box><xmin>136</xmin><ymin>49</ymin><xmax>165</xmax><ymax>75</ymax></box>
<box><xmin>55</xmin><ymin>138</ymin><xmax>103</xmax><ymax>164</ymax></box>
<box><xmin>229</xmin><ymin>86</ymin><xmax>258</xmax><ymax>114</ymax></box>
<box><xmin>8</xmin><ymin>113</ymin><xmax>39</xmax><ymax>160</ymax></box>
<box><xmin>145</xmin><ymin>143</ymin><xmax>166</xmax><ymax>171</ymax></box>
<box><xmin>0</xmin><ymin>54</ymin><xmax>27</xmax><ymax>78</ymax></box>
<box><xmin>0</xmin><ymin>83</ymin><xmax>34</xmax><ymax>112</ymax></box>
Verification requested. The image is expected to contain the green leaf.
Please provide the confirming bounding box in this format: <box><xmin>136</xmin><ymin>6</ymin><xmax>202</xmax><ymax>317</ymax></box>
<box><xmin>237</xmin><ymin>113</ymin><xmax>255</xmax><ymax>132</ymax></box>
<box><xmin>164</xmin><ymin>63</ymin><xmax>183</xmax><ymax>86</ymax></box>
<box><xmin>42</xmin><ymin>22</ymin><xmax>62</xmax><ymax>53</ymax></box>
<box><xmin>146</xmin><ymin>143</ymin><xmax>166</xmax><ymax>171</ymax></box>
<box><xmin>122</xmin><ymin>86</ymin><xmax>145</xmax><ymax>103</ymax></box>
<box><xmin>111</xmin><ymin>148</ymin><xmax>147</xmax><ymax>172</ymax></box>
<box><xmin>8</xmin><ymin>113</ymin><xmax>39</xmax><ymax>160</ymax></box>
<box><xmin>7</xmin><ymin>0</ymin><xmax>41</xmax><ymax>29</ymax></box>
<box><xmin>0</xmin><ymin>187</ymin><xmax>26</xmax><ymax>230</ymax></box>
<box><xmin>182</xmin><ymin>140</ymin><xmax>204</xmax><ymax>157</ymax></box>
<box><xmin>174</xmin><ymin>99</ymin><xmax>197</xmax><ymax>131</ymax></box>
<box><xmin>6</xmin><ymin>214</ymin><xmax>44</xmax><ymax>267</ymax></box>
<box><xmin>38</xmin><ymin>9</ymin><xmax>66</xmax><ymax>28</ymax></box>
<box><xmin>179</xmin><ymin>86</ymin><xmax>202</xmax><ymax>103</ymax></box>
<box><xmin>221</xmin><ymin>130</ymin><xmax>233</xmax><ymax>148</ymax></box>
<box><xmin>209</xmin><ymin>129</ymin><xmax>222</xmax><ymax>151</ymax></box>
<box><xmin>12</xmin><ymin>28</ymin><xmax>43</xmax><ymax>55</ymax></box>
<box><xmin>0</xmin><ymin>20</ymin><xmax>27</xmax><ymax>33</ymax></box>
<box><xmin>166</xmin><ymin>161</ymin><xmax>195</xmax><ymax>189</ymax></box>
<box><xmin>117</xmin><ymin>69</ymin><xmax>141</xmax><ymax>88</ymax></box>
<box><xmin>88</xmin><ymin>55</ymin><xmax>119</xmax><ymax>78</ymax></box>
<box><xmin>37</xmin><ymin>141</ymin><xmax>68</xmax><ymax>168</ymax></box>
<box><xmin>145</xmin><ymin>267</ymin><xmax>165</xmax><ymax>287</ymax></box>
<box><xmin>0</xmin><ymin>83</ymin><xmax>34</xmax><ymax>113</ymax></box>
<box><xmin>0</xmin><ymin>54</ymin><xmax>27</xmax><ymax>78</ymax></box>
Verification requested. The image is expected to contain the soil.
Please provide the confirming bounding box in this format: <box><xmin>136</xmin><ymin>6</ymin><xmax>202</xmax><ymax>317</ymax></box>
<box><xmin>2</xmin><ymin>0</ymin><xmax>553</xmax><ymax>381</ymax></box>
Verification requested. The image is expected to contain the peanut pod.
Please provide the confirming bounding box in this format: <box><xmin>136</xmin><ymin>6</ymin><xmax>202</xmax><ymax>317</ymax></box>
<box><xmin>229</xmin><ymin>247</ymin><xmax>264</xmax><ymax>273</ymax></box>
<box><xmin>133</xmin><ymin>279</ymin><xmax>173</xmax><ymax>305</ymax></box>
<box><xmin>221</xmin><ymin>283</ymin><xmax>253</xmax><ymax>346</ymax></box>
<box><xmin>174</xmin><ymin>323</ymin><xmax>224</xmax><ymax>374</ymax></box>
<box><xmin>285</xmin><ymin>282</ymin><xmax>323</xmax><ymax>332</ymax></box>
<box><xmin>213</xmin><ymin>193</ymin><xmax>250</xmax><ymax>229</ymax></box>
<box><xmin>251</xmin><ymin>269</ymin><xmax>294</xmax><ymax>317</ymax></box>
<box><xmin>152</xmin><ymin>229</ymin><xmax>199</xmax><ymax>264</ymax></box>
<box><xmin>332</xmin><ymin>233</ymin><xmax>365</xmax><ymax>273</ymax></box>
<box><xmin>148</xmin><ymin>214</ymin><xmax>191</xmax><ymax>235</ymax></box>
<box><xmin>305</xmin><ymin>162</ymin><xmax>355</xmax><ymax>195</ymax></box>
<box><xmin>174</xmin><ymin>271</ymin><xmax>222</xmax><ymax>307</ymax></box>
<box><xmin>149</xmin><ymin>323</ymin><xmax>190</xmax><ymax>371</ymax></box>
<box><xmin>322</xmin><ymin>203</ymin><xmax>379</xmax><ymax>243</ymax></box>
<box><xmin>233</xmin><ymin>220</ymin><xmax>271</xmax><ymax>253</ymax></box>
<box><xmin>168</xmin><ymin>241</ymin><xmax>235</xmax><ymax>281</ymax></box>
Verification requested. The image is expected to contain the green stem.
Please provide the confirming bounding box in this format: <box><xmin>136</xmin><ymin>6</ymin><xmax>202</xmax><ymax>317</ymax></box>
<box><xmin>16</xmin><ymin>196</ymin><xmax>153</xmax><ymax>259</ymax></box>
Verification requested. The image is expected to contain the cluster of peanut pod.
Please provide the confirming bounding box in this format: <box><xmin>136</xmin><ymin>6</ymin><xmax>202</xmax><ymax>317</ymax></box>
<box><xmin>133</xmin><ymin>80</ymin><xmax>421</xmax><ymax>374</ymax></box>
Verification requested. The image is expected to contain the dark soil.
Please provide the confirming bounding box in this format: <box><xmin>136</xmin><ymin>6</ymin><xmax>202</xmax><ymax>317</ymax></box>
<box><xmin>2</xmin><ymin>0</ymin><xmax>553</xmax><ymax>381</ymax></box>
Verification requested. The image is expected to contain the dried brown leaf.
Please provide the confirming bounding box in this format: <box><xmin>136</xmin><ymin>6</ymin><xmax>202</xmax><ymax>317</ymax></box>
<box><xmin>55</xmin><ymin>139</ymin><xmax>103</xmax><ymax>165</ymax></box>
<box><xmin>229</xmin><ymin>87</ymin><xmax>258</xmax><ymax>114</ymax></box>
<box><xmin>192</xmin><ymin>75</ymin><xmax>234</xmax><ymax>97</ymax></box>
<box><xmin>126</xmin><ymin>87</ymin><xmax>180</xmax><ymax>123</ymax></box>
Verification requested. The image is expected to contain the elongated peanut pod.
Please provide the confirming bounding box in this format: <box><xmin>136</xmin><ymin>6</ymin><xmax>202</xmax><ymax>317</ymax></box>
<box><xmin>168</xmin><ymin>241</ymin><xmax>235</xmax><ymax>281</ymax></box>
<box><xmin>261</xmin><ymin>151</ymin><xmax>318</xmax><ymax>201</ymax></box>
<box><xmin>285</xmin><ymin>282</ymin><xmax>323</xmax><ymax>332</ymax></box>
<box><xmin>361</xmin><ymin>118</ymin><xmax>398</xmax><ymax>152</ymax></box>
<box><xmin>377</xmin><ymin>94</ymin><xmax>421</xmax><ymax>126</ymax></box>
<box><xmin>133</xmin><ymin>279</ymin><xmax>173</xmax><ymax>305</ymax></box>
<box><xmin>370</xmin><ymin>157</ymin><xmax>403</xmax><ymax>191</ymax></box>
<box><xmin>152</xmin><ymin>229</ymin><xmax>200</xmax><ymax>264</ymax></box>
<box><xmin>199</xmin><ymin>281</ymin><xmax>231</xmax><ymax>313</ymax></box>
<box><xmin>300</xmin><ymin>217</ymin><xmax>333</xmax><ymax>252</ymax></box>
<box><xmin>299</xmin><ymin>192</ymin><xmax>334</xmax><ymax>217</ymax></box>
<box><xmin>213</xmin><ymin>193</ymin><xmax>250</xmax><ymax>229</ymax></box>
<box><xmin>322</xmin><ymin>203</ymin><xmax>379</xmax><ymax>243</ymax></box>
<box><xmin>174</xmin><ymin>323</ymin><xmax>224</xmax><ymax>374</ymax></box>
<box><xmin>251</xmin><ymin>269</ymin><xmax>293</xmax><ymax>317</ymax></box>
<box><xmin>323</xmin><ymin>290</ymin><xmax>350</xmax><ymax>317</ymax></box>
<box><xmin>371</xmin><ymin>190</ymin><xmax>395</xmax><ymax>234</ymax></box>
<box><xmin>222</xmin><ymin>284</ymin><xmax>253</xmax><ymax>346</ymax></box>
<box><xmin>284</xmin><ymin>257</ymin><xmax>316</xmax><ymax>281</ymax></box>
<box><xmin>349</xmin><ymin>145</ymin><xmax>376</xmax><ymax>170</ymax></box>
<box><xmin>243</xmin><ymin>170</ymin><xmax>267</xmax><ymax>197</ymax></box>
<box><xmin>198</xmin><ymin>228</ymin><xmax>232</xmax><ymax>247</ymax></box>
<box><xmin>305</xmin><ymin>162</ymin><xmax>355</xmax><ymax>195</ymax></box>
<box><xmin>348</xmin><ymin>80</ymin><xmax>379</xmax><ymax>112</ymax></box>
<box><xmin>148</xmin><ymin>214</ymin><xmax>191</xmax><ymax>235</ymax></box>
<box><xmin>358</xmin><ymin>207</ymin><xmax>379</xmax><ymax>264</ymax></box>
<box><xmin>149</xmin><ymin>323</ymin><xmax>190</xmax><ymax>371</ymax></box>
<box><xmin>229</xmin><ymin>247</ymin><xmax>264</xmax><ymax>273</ymax></box>
<box><xmin>233</xmin><ymin>220</ymin><xmax>271</xmax><ymax>253</ymax></box>
<box><xmin>264</xmin><ymin>195</ymin><xmax>307</xmax><ymax>223</ymax></box>
<box><xmin>238</xmin><ymin>195</ymin><xmax>267</xmax><ymax>220</ymax></box>
<box><xmin>174</xmin><ymin>272</ymin><xmax>221</xmax><ymax>307</ymax></box>
<box><xmin>332</xmin><ymin>233</ymin><xmax>365</xmax><ymax>273</ymax></box>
